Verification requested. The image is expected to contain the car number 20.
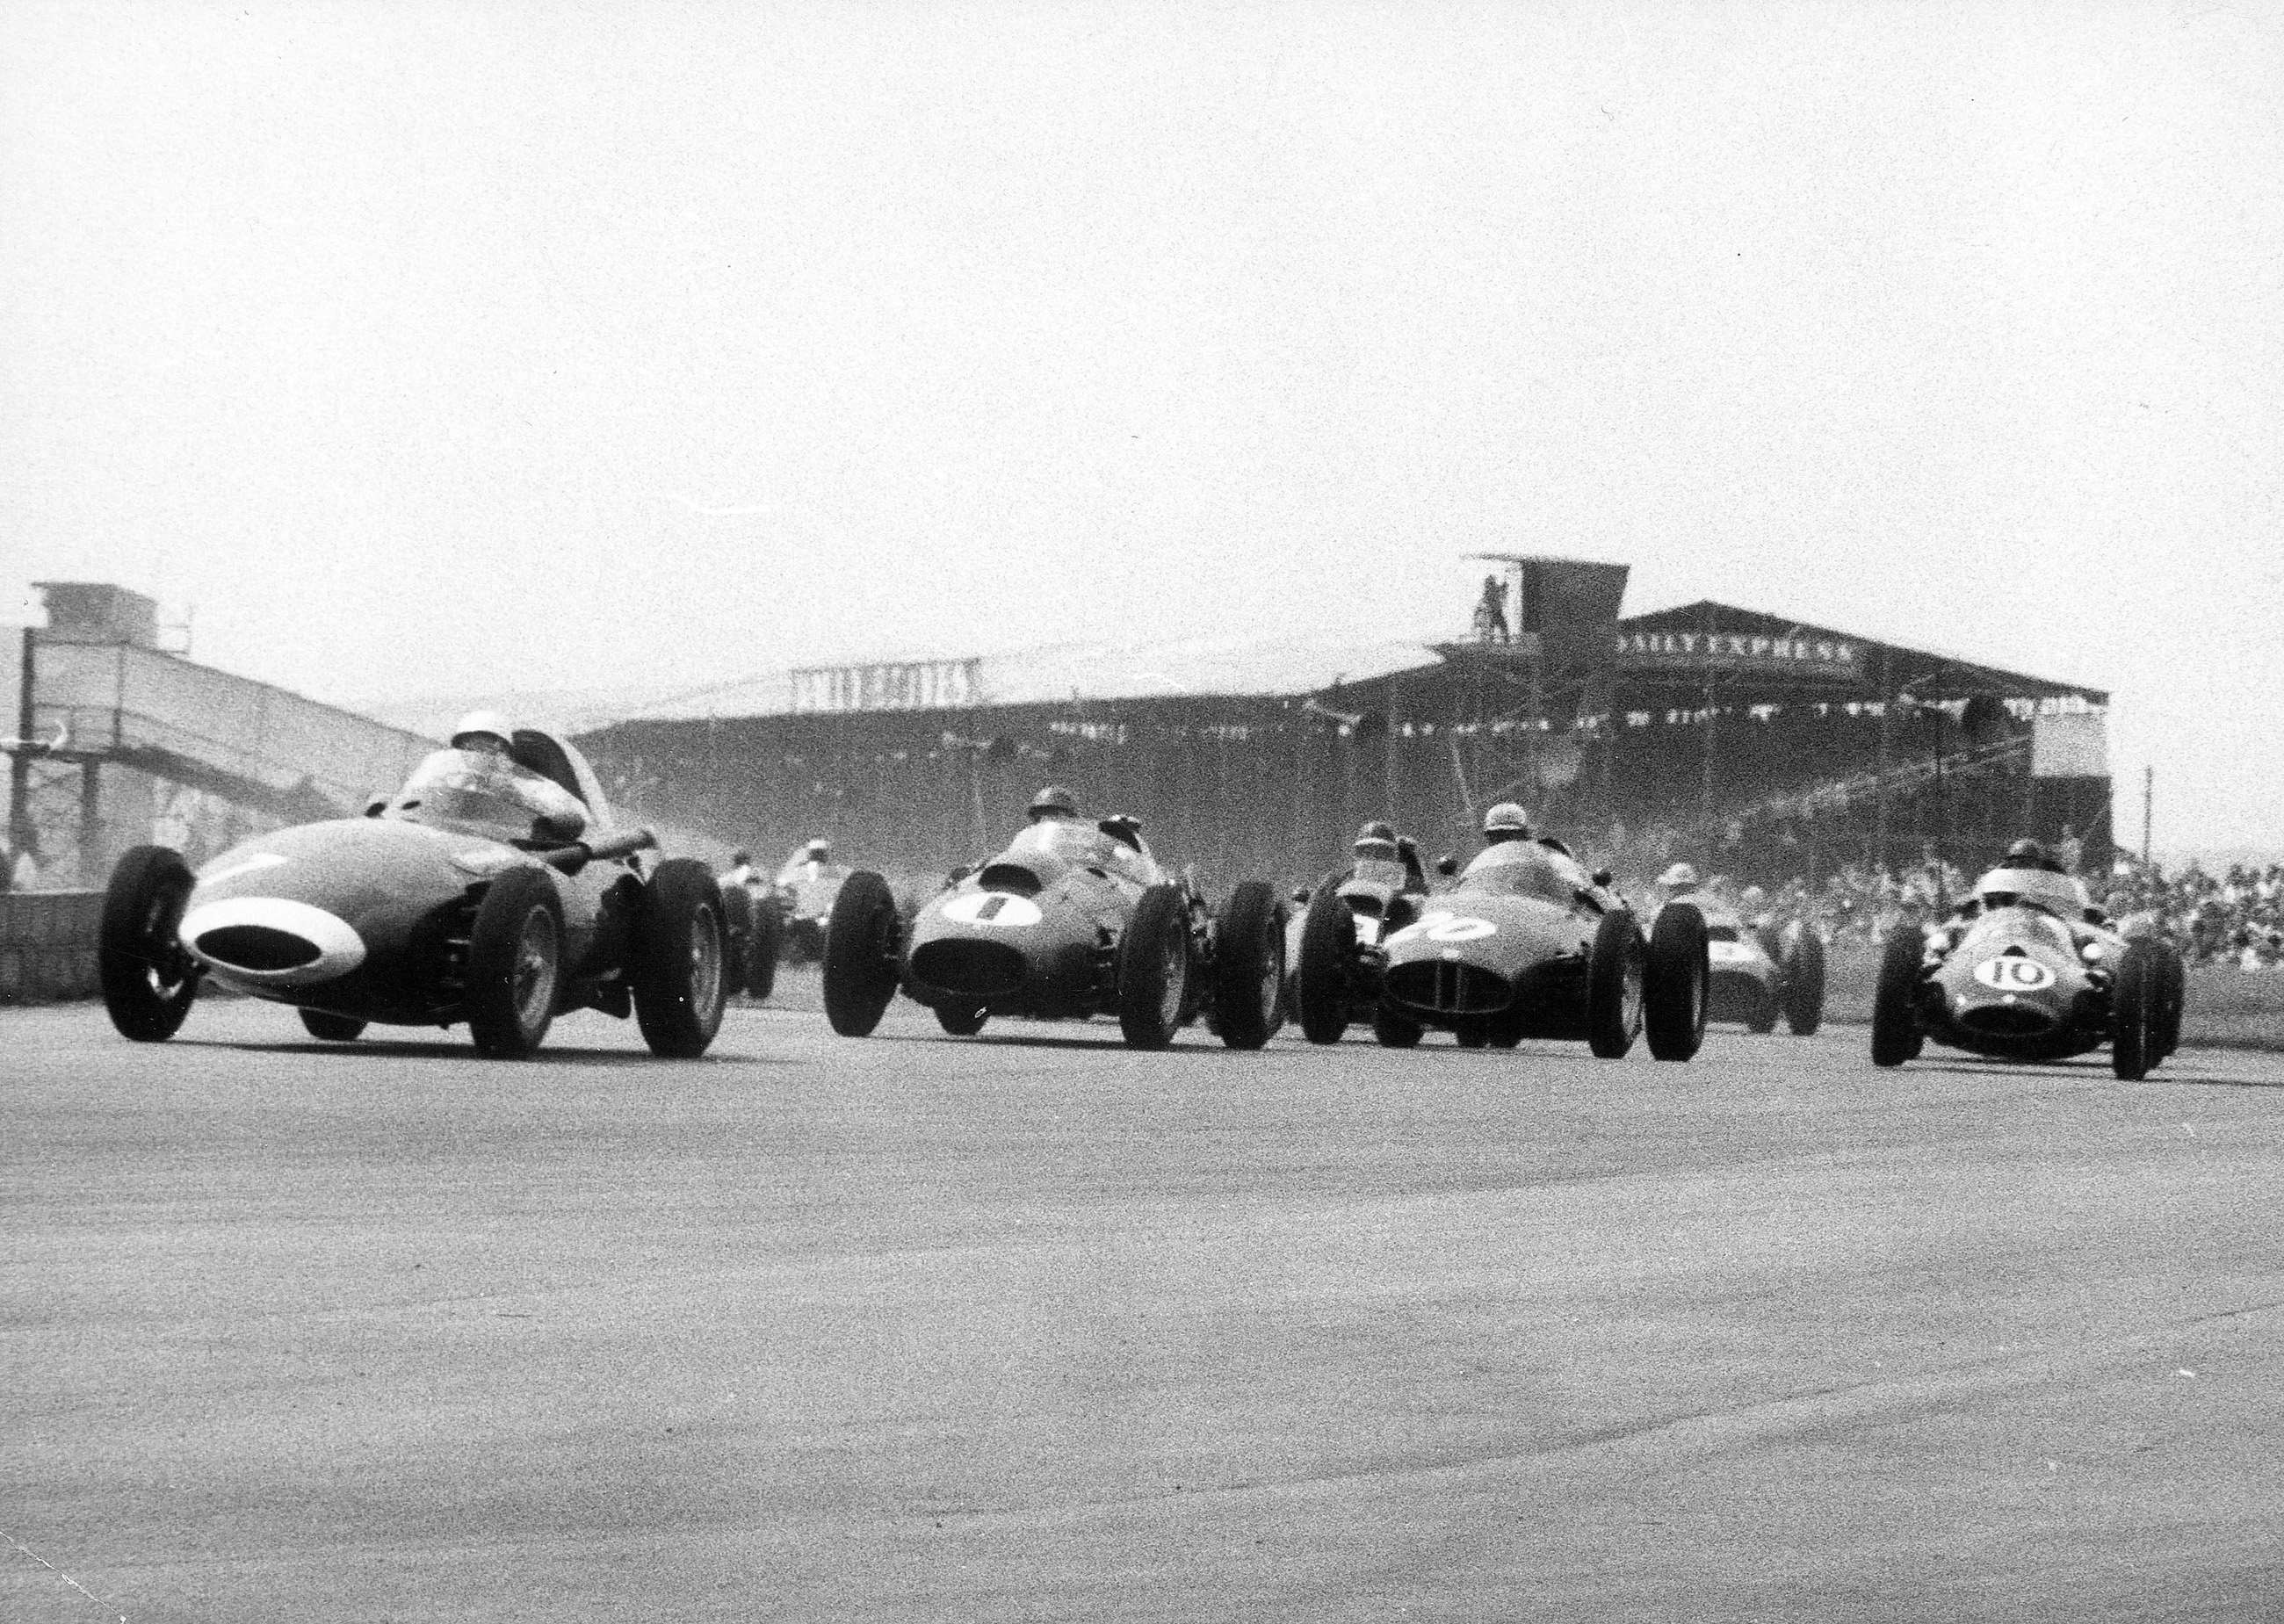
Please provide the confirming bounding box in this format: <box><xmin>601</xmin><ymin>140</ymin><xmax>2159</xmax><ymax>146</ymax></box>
<box><xmin>1388</xmin><ymin>911</ymin><xmax>1497</xmax><ymax>946</ymax></box>
<box><xmin>1972</xmin><ymin>956</ymin><xmax>2056</xmax><ymax>992</ymax></box>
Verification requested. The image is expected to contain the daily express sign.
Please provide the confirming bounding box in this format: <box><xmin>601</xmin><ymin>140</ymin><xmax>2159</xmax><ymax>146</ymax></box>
<box><xmin>1615</xmin><ymin>630</ymin><xmax>1861</xmax><ymax>677</ymax></box>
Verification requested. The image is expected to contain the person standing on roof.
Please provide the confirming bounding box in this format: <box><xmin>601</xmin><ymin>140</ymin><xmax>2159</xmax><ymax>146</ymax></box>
<box><xmin>1475</xmin><ymin>575</ymin><xmax>1511</xmax><ymax>644</ymax></box>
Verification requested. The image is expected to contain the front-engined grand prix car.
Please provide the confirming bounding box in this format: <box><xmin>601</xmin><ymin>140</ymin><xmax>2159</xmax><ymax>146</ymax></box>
<box><xmin>1297</xmin><ymin>838</ymin><xmax>1710</xmax><ymax>1058</ymax></box>
<box><xmin>97</xmin><ymin>728</ymin><xmax>729</xmax><ymax>1059</ymax></box>
<box><xmin>1870</xmin><ymin>863</ymin><xmax>2185</xmax><ymax>1081</ymax></box>
<box><xmin>1687</xmin><ymin>899</ymin><xmax>1826</xmax><ymax>1036</ymax></box>
<box><xmin>819</xmin><ymin>816</ymin><xmax>1286</xmax><ymax>1050</ymax></box>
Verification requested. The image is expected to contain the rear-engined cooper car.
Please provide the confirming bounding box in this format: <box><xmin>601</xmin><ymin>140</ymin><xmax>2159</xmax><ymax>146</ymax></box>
<box><xmin>98</xmin><ymin>729</ymin><xmax>728</xmax><ymax>1059</ymax></box>
<box><xmin>1290</xmin><ymin>846</ymin><xmax>1432</xmax><ymax>1043</ymax></box>
<box><xmin>1299</xmin><ymin>838</ymin><xmax>1709</xmax><ymax>1058</ymax></box>
<box><xmin>1870</xmin><ymin>863</ymin><xmax>2184</xmax><ymax>1081</ymax></box>
<box><xmin>820</xmin><ymin>816</ymin><xmax>1285</xmax><ymax>1049</ymax></box>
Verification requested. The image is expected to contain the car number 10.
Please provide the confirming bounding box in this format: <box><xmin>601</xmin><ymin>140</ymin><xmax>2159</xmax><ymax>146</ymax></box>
<box><xmin>1972</xmin><ymin>956</ymin><xmax>2056</xmax><ymax>991</ymax></box>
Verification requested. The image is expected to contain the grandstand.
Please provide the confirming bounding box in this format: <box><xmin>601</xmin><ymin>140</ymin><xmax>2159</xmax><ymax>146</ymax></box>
<box><xmin>575</xmin><ymin>560</ymin><xmax>2113</xmax><ymax>894</ymax></box>
<box><xmin>7</xmin><ymin>583</ymin><xmax>439</xmax><ymax>885</ymax></box>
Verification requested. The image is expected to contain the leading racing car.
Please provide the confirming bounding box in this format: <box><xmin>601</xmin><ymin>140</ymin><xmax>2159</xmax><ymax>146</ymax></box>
<box><xmin>1869</xmin><ymin>854</ymin><xmax>2185</xmax><ymax>1080</ymax></box>
<box><xmin>1297</xmin><ymin>832</ymin><xmax>1709</xmax><ymax>1058</ymax></box>
<box><xmin>97</xmin><ymin>715</ymin><xmax>729</xmax><ymax>1059</ymax></box>
<box><xmin>819</xmin><ymin>789</ymin><xmax>1285</xmax><ymax>1049</ymax></box>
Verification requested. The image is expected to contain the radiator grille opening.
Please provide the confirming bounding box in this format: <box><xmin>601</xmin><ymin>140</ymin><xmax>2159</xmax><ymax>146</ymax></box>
<box><xmin>194</xmin><ymin>925</ymin><xmax>322</xmax><ymax>971</ymax></box>
<box><xmin>909</xmin><ymin>939</ymin><xmax>1028</xmax><ymax>1000</ymax></box>
<box><xmin>1384</xmin><ymin>959</ymin><xmax>1511</xmax><ymax>1014</ymax></box>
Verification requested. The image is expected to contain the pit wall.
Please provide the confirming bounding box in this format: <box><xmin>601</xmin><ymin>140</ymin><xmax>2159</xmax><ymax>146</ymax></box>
<box><xmin>0</xmin><ymin>891</ymin><xmax>102</xmax><ymax>1004</ymax></box>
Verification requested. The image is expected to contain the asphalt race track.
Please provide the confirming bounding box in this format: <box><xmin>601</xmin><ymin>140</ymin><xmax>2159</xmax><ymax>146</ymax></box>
<box><xmin>8</xmin><ymin>986</ymin><xmax>2284</xmax><ymax>1623</ymax></box>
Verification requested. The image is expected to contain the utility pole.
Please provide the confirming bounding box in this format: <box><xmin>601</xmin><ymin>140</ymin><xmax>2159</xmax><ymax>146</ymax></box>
<box><xmin>2142</xmin><ymin>765</ymin><xmax>2153</xmax><ymax>865</ymax></box>
<box><xmin>9</xmin><ymin>626</ymin><xmax>34</xmax><ymax>861</ymax></box>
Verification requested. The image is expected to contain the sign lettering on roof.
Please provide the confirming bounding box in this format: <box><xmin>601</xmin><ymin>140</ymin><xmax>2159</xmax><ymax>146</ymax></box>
<box><xmin>1615</xmin><ymin>630</ymin><xmax>1861</xmax><ymax>677</ymax></box>
<box><xmin>791</xmin><ymin>658</ymin><xmax>980</xmax><ymax>713</ymax></box>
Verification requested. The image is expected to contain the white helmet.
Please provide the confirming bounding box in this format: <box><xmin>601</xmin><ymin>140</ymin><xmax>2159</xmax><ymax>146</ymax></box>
<box><xmin>1482</xmin><ymin>802</ymin><xmax>1531</xmax><ymax>837</ymax></box>
<box><xmin>450</xmin><ymin>709</ymin><xmax>515</xmax><ymax>753</ymax></box>
<box><xmin>1658</xmin><ymin>863</ymin><xmax>1701</xmax><ymax>891</ymax></box>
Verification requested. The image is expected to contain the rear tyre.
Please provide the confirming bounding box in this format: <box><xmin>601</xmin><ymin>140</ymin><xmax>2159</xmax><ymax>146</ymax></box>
<box><xmin>1453</xmin><ymin>1022</ymin><xmax>1490</xmax><ymax>1049</ymax></box>
<box><xmin>632</xmin><ymin>858</ymin><xmax>729</xmax><ymax>1058</ymax></box>
<box><xmin>1782</xmin><ymin>925</ymin><xmax>1827</xmax><ymax>1036</ymax></box>
<box><xmin>1744</xmin><ymin>988</ymin><xmax>1779</xmax><ymax>1036</ymax></box>
<box><xmin>744</xmin><ymin>897</ymin><xmax>783</xmax><ymax>1002</ymax></box>
<box><xmin>1869</xmin><ymin>924</ymin><xmax>1926</xmax><ymax>1069</ymax></box>
<box><xmin>2112</xmin><ymin>939</ymin><xmax>2159</xmax><ymax>1082</ymax></box>
<box><xmin>1370</xmin><ymin>1005</ymin><xmax>1423</xmax><ymax>1049</ymax></box>
<box><xmin>1118</xmin><ymin>884</ymin><xmax>1194</xmax><ymax>1050</ymax></box>
<box><xmin>466</xmin><ymin>867</ymin><xmax>564</xmax><ymax>1059</ymax></box>
<box><xmin>821</xmin><ymin>870</ymin><xmax>902</xmax><ymax>1037</ymax></box>
<box><xmin>1587</xmin><ymin>910</ymin><xmax>1645</xmax><ymax>1058</ymax></box>
<box><xmin>1211</xmin><ymin>880</ymin><xmax>1285</xmax><ymax>1051</ymax></box>
<box><xmin>934</xmin><ymin>1002</ymin><xmax>987</xmax><ymax>1036</ymax></box>
<box><xmin>1644</xmin><ymin>901</ymin><xmax>1709</xmax><ymax>1062</ymax></box>
<box><xmin>1294</xmin><ymin>875</ymin><xmax>1356</xmax><ymax>1045</ymax></box>
<box><xmin>98</xmin><ymin>845</ymin><xmax>200</xmax><ymax>1043</ymax></box>
<box><xmin>1487</xmin><ymin>1009</ymin><xmax>1525</xmax><ymax>1049</ymax></box>
<box><xmin>299</xmin><ymin>1009</ymin><xmax>365</xmax><ymax>1042</ymax></box>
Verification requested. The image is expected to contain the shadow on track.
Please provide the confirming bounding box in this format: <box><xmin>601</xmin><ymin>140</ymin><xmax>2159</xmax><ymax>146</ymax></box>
<box><xmin>1878</xmin><ymin>1054</ymin><xmax>2284</xmax><ymax>1090</ymax></box>
<box><xmin>170</xmin><ymin>1037</ymin><xmax>781</xmax><ymax>1068</ymax></box>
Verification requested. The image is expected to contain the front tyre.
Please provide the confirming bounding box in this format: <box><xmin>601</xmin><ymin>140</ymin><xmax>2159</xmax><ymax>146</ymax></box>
<box><xmin>1211</xmin><ymin>880</ymin><xmax>1286</xmax><ymax>1051</ymax></box>
<box><xmin>1586</xmin><ymin>910</ymin><xmax>1645</xmax><ymax>1058</ymax></box>
<box><xmin>1644</xmin><ymin>901</ymin><xmax>1709</xmax><ymax>1062</ymax></box>
<box><xmin>1117</xmin><ymin>884</ymin><xmax>1193</xmax><ymax>1050</ymax></box>
<box><xmin>2112</xmin><ymin>939</ymin><xmax>2161</xmax><ymax>1082</ymax></box>
<box><xmin>466</xmin><ymin>867</ymin><xmax>564</xmax><ymax>1059</ymax></box>
<box><xmin>1869</xmin><ymin>924</ymin><xmax>1926</xmax><ymax>1068</ymax></box>
<box><xmin>1782</xmin><ymin>925</ymin><xmax>1827</xmax><ymax>1036</ymax></box>
<box><xmin>1370</xmin><ymin>1005</ymin><xmax>1423</xmax><ymax>1049</ymax></box>
<box><xmin>935</xmin><ymin>1002</ymin><xmax>987</xmax><ymax>1036</ymax></box>
<box><xmin>821</xmin><ymin>870</ymin><xmax>902</xmax><ymax>1037</ymax></box>
<box><xmin>299</xmin><ymin>1009</ymin><xmax>365</xmax><ymax>1042</ymax></box>
<box><xmin>632</xmin><ymin>858</ymin><xmax>729</xmax><ymax>1058</ymax></box>
<box><xmin>98</xmin><ymin>845</ymin><xmax>199</xmax><ymax>1043</ymax></box>
<box><xmin>1294</xmin><ymin>876</ymin><xmax>1355</xmax><ymax>1045</ymax></box>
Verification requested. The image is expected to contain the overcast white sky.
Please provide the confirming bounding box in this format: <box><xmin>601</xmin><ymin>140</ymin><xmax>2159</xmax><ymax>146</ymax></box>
<box><xmin>4</xmin><ymin>1</ymin><xmax>2278</xmax><ymax>851</ymax></box>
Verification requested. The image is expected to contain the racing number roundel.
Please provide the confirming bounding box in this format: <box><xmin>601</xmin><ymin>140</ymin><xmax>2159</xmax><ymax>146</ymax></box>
<box><xmin>1972</xmin><ymin>956</ymin><xmax>2056</xmax><ymax>992</ymax></box>
<box><xmin>943</xmin><ymin>892</ymin><xmax>1044</xmax><ymax>927</ymax></box>
<box><xmin>1389</xmin><ymin>911</ymin><xmax>1497</xmax><ymax>946</ymax></box>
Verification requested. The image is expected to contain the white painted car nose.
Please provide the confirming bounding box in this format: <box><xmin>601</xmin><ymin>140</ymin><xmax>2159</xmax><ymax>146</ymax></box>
<box><xmin>179</xmin><ymin>897</ymin><xmax>368</xmax><ymax>986</ymax></box>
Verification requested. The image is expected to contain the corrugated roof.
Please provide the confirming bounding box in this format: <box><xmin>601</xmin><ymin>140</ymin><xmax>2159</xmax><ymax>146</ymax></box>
<box><xmin>625</xmin><ymin>632</ymin><xmax>1444</xmax><ymax>720</ymax></box>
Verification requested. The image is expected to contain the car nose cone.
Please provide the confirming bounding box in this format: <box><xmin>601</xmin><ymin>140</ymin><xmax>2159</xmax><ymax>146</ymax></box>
<box><xmin>181</xmin><ymin>897</ymin><xmax>367</xmax><ymax>986</ymax></box>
